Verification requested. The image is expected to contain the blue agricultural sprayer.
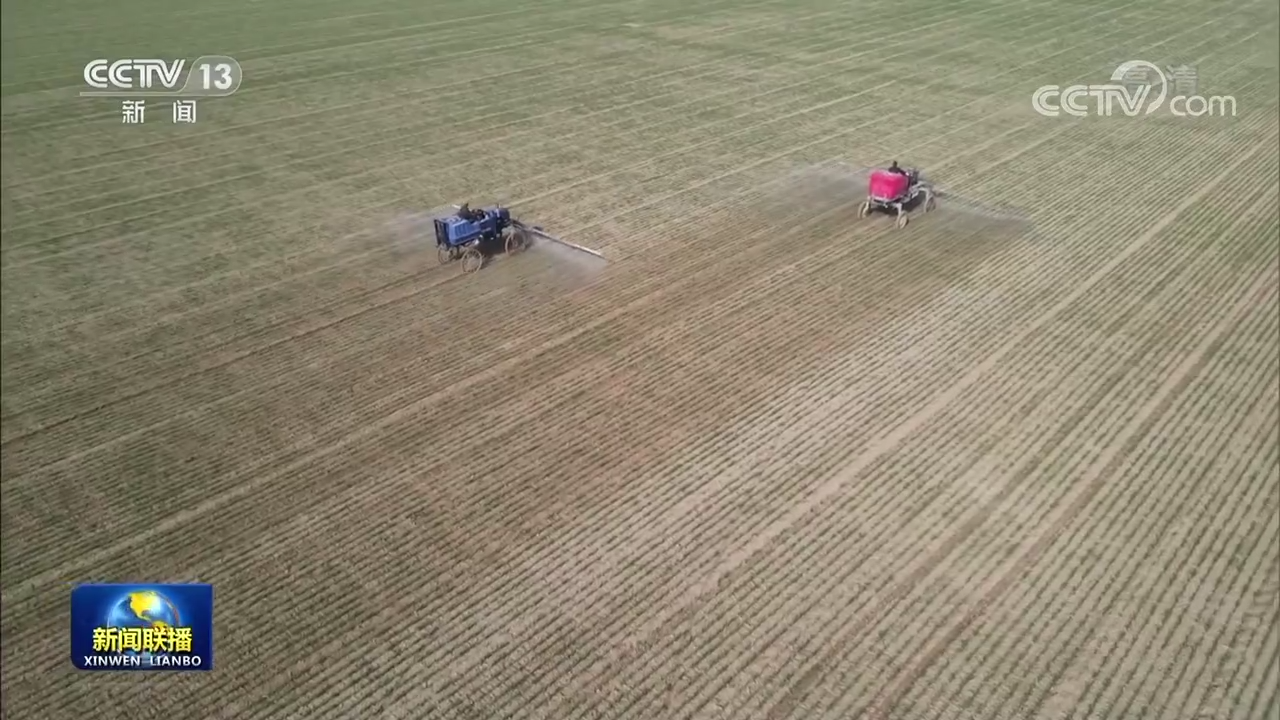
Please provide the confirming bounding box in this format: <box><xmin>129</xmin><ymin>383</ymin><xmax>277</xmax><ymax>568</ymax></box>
<box><xmin>433</xmin><ymin>202</ymin><xmax>604</xmax><ymax>274</ymax></box>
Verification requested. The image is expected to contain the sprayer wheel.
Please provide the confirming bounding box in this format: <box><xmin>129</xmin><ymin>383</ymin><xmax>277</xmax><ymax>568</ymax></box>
<box><xmin>461</xmin><ymin>247</ymin><xmax>484</xmax><ymax>273</ymax></box>
<box><xmin>437</xmin><ymin>246</ymin><xmax>454</xmax><ymax>265</ymax></box>
<box><xmin>857</xmin><ymin>201</ymin><xmax>871</xmax><ymax>219</ymax></box>
<box><xmin>505</xmin><ymin>227</ymin><xmax>527</xmax><ymax>256</ymax></box>
<box><xmin>895</xmin><ymin>211</ymin><xmax>909</xmax><ymax>229</ymax></box>
<box><xmin>924</xmin><ymin>194</ymin><xmax>937</xmax><ymax>213</ymax></box>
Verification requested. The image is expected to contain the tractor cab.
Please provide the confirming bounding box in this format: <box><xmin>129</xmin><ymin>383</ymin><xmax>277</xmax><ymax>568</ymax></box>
<box><xmin>433</xmin><ymin>215</ymin><xmax>478</xmax><ymax>248</ymax></box>
<box><xmin>432</xmin><ymin>205</ymin><xmax>512</xmax><ymax>248</ymax></box>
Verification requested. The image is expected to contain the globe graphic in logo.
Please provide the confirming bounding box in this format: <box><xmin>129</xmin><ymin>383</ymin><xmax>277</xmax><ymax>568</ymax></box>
<box><xmin>105</xmin><ymin>591</ymin><xmax>182</xmax><ymax>660</ymax></box>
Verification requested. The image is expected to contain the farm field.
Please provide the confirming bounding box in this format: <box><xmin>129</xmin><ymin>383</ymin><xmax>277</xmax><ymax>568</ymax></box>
<box><xmin>1</xmin><ymin>0</ymin><xmax>1278</xmax><ymax>715</ymax></box>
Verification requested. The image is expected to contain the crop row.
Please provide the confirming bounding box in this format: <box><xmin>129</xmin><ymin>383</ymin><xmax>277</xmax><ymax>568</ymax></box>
<box><xmin>2</xmin><ymin>0</ymin><xmax>1239</xmax><ymax>443</ymax></box>
<box><xmin>500</xmin><ymin>128</ymin><xmax>1278</xmax><ymax>720</ymax></box>
<box><xmin>107</xmin><ymin>188</ymin><xmax>1014</xmax><ymax>719</ymax></box>
<box><xmin>3</xmin><ymin>3</ymin><xmax>1276</xmax><ymax>719</ymax></box>
<box><xmin>890</xmin><ymin>195</ymin><xmax>1280</xmax><ymax>720</ymax></box>
<box><xmin>0</xmin><ymin>0</ymin><xmax>844</xmax><ymax>208</ymax></box>
<box><xmin>236</xmin><ymin>140</ymin><xmax>1276</xmax><ymax>719</ymax></box>
<box><xmin>0</xmin><ymin>0</ymin><xmax>1029</xmax><ymax>346</ymax></box>
<box><xmin>873</xmin><ymin>228</ymin><xmax>1280</xmax><ymax>720</ymax></box>
<box><xmin>0</xmin><ymin>164</ymin><xmax>898</xmax><ymax>592</ymax></box>
<box><xmin>0</xmin><ymin>37</ymin><xmax>1264</xmax><ymax>604</ymax></box>
<box><xmin>0</xmin><ymin>0</ymin><xmax>1105</xmax><ymax>276</ymax></box>
<box><xmin>7</xmin><ymin>113</ymin><xmax>1269</xmax><ymax>720</ymax></box>
<box><xmin>0</xmin><ymin>0</ymin><xmax>693</xmax><ymax>136</ymax></box>
<box><xmin>754</xmin><ymin>125</ymin><xmax>1280</xmax><ymax>720</ymax></box>
<box><xmin>0</xmin><ymin>156</ymin><xmax>901</xmax><ymax>712</ymax></box>
<box><xmin>0</xmin><ymin>100</ymin><xmax>1136</xmax><ymax>577</ymax></box>
<box><xmin>272</xmin><ymin>110</ymin><xmax>1280</xmax><ymax>717</ymax></box>
<box><xmin>0</xmin><ymin>0</ymin><xmax>941</xmax><ymax>202</ymax></box>
<box><xmin>0</xmin><ymin>0</ymin><xmax>490</xmax><ymax>78</ymax></box>
<box><xmin>17</xmin><ymin>0</ymin><xmax>1259</xmax><ymax>345</ymax></box>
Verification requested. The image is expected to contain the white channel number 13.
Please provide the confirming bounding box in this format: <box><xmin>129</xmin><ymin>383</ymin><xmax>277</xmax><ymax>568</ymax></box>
<box><xmin>199</xmin><ymin>62</ymin><xmax>234</xmax><ymax>91</ymax></box>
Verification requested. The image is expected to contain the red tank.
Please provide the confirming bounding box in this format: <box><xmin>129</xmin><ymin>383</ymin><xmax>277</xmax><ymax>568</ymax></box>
<box><xmin>868</xmin><ymin>170</ymin><xmax>908</xmax><ymax>200</ymax></box>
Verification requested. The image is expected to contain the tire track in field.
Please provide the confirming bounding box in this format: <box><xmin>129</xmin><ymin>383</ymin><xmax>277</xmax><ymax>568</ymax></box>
<box><xmin>909</xmin><ymin>259</ymin><xmax>1280</xmax><ymax>720</ymax></box>
<box><xmin>1041</xmin><ymin>245</ymin><xmax>1279</xmax><ymax>720</ymax></box>
<box><xmin>685</xmin><ymin>132</ymin><xmax>1276</xmax><ymax>720</ymax></box>
<box><xmin>1105</xmin><ymin>416</ymin><xmax>1278</xmax><ymax>719</ymax></box>
<box><xmin>165</xmin><ymin>188</ymin><xmax>1003</xmax><ymax>718</ymax></box>
<box><xmin>1230</xmin><ymin>587</ymin><xmax>1280</xmax><ymax>720</ymax></box>
<box><xmin>946</xmin><ymin>380</ymin><xmax>1277</xmax><ymax>720</ymax></box>
<box><xmin>1075</xmin><ymin>302</ymin><xmax>1274</xmax><ymax>717</ymax></box>
<box><xmin>684</xmin><ymin>163</ymin><xmax>1275</xmax><ymax>720</ymax></box>
<box><xmin>509</xmin><ymin>79</ymin><xmax>1276</xmax><ymax>720</ymax></box>
<box><xmin>817</xmin><ymin>127</ymin><xmax>1280</xmax><ymax>720</ymax></box>
<box><xmin>0</xmin><ymin>0</ymin><xmax>1094</xmax><ymax>263</ymax></box>
<box><xmin>227</xmin><ymin>105</ymin><xmax>1218</xmax><ymax>712</ymax></box>
<box><xmin>895</xmin><ymin>187</ymin><xmax>1280</xmax><ymax>720</ymax></box>
<box><xmin>1165</xmin><ymin>436</ymin><xmax>1278</xmax><ymax>720</ymax></box>
<box><xmin>0</xmin><ymin>36</ymin><xmax>1038</xmax><ymax>475</ymax></box>
<box><xmin>0</xmin><ymin>0</ymin><xmax>1136</xmax><ymax>443</ymax></box>
<box><xmin>752</xmin><ymin>120</ymin><xmax>1274</xmax><ymax>712</ymax></box>
<box><xmin>732</xmin><ymin>242</ymin><xmax>1218</xmax><ymax>712</ymax></box>
<box><xmin>0</xmin><ymin>168</ymin><xmax>877</xmax><ymax>600</ymax></box>
<box><xmin>916</xmin><ymin>130</ymin><xmax>1274</xmax><ymax>691</ymax></box>
<box><xmin>1182</xmin><ymin>434</ymin><xmax>1280</xmax><ymax>719</ymax></box>
<box><xmin>0</xmin><ymin>7</ymin><xmax>1239</xmax><ymax>594</ymax></box>
<box><xmin>0</xmin><ymin>169</ymin><xmax>916</xmax><ymax>712</ymax></box>
<box><xmin>1020</xmin><ymin>324</ymin><xmax>1279</xmax><ymax>720</ymax></box>
<box><xmin>573</xmin><ymin>123</ymin><xmax>1277</xmax><ymax>720</ymax></box>
<box><xmin>852</xmin><ymin>171</ymin><xmax>1279</xmax><ymax>720</ymax></box>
